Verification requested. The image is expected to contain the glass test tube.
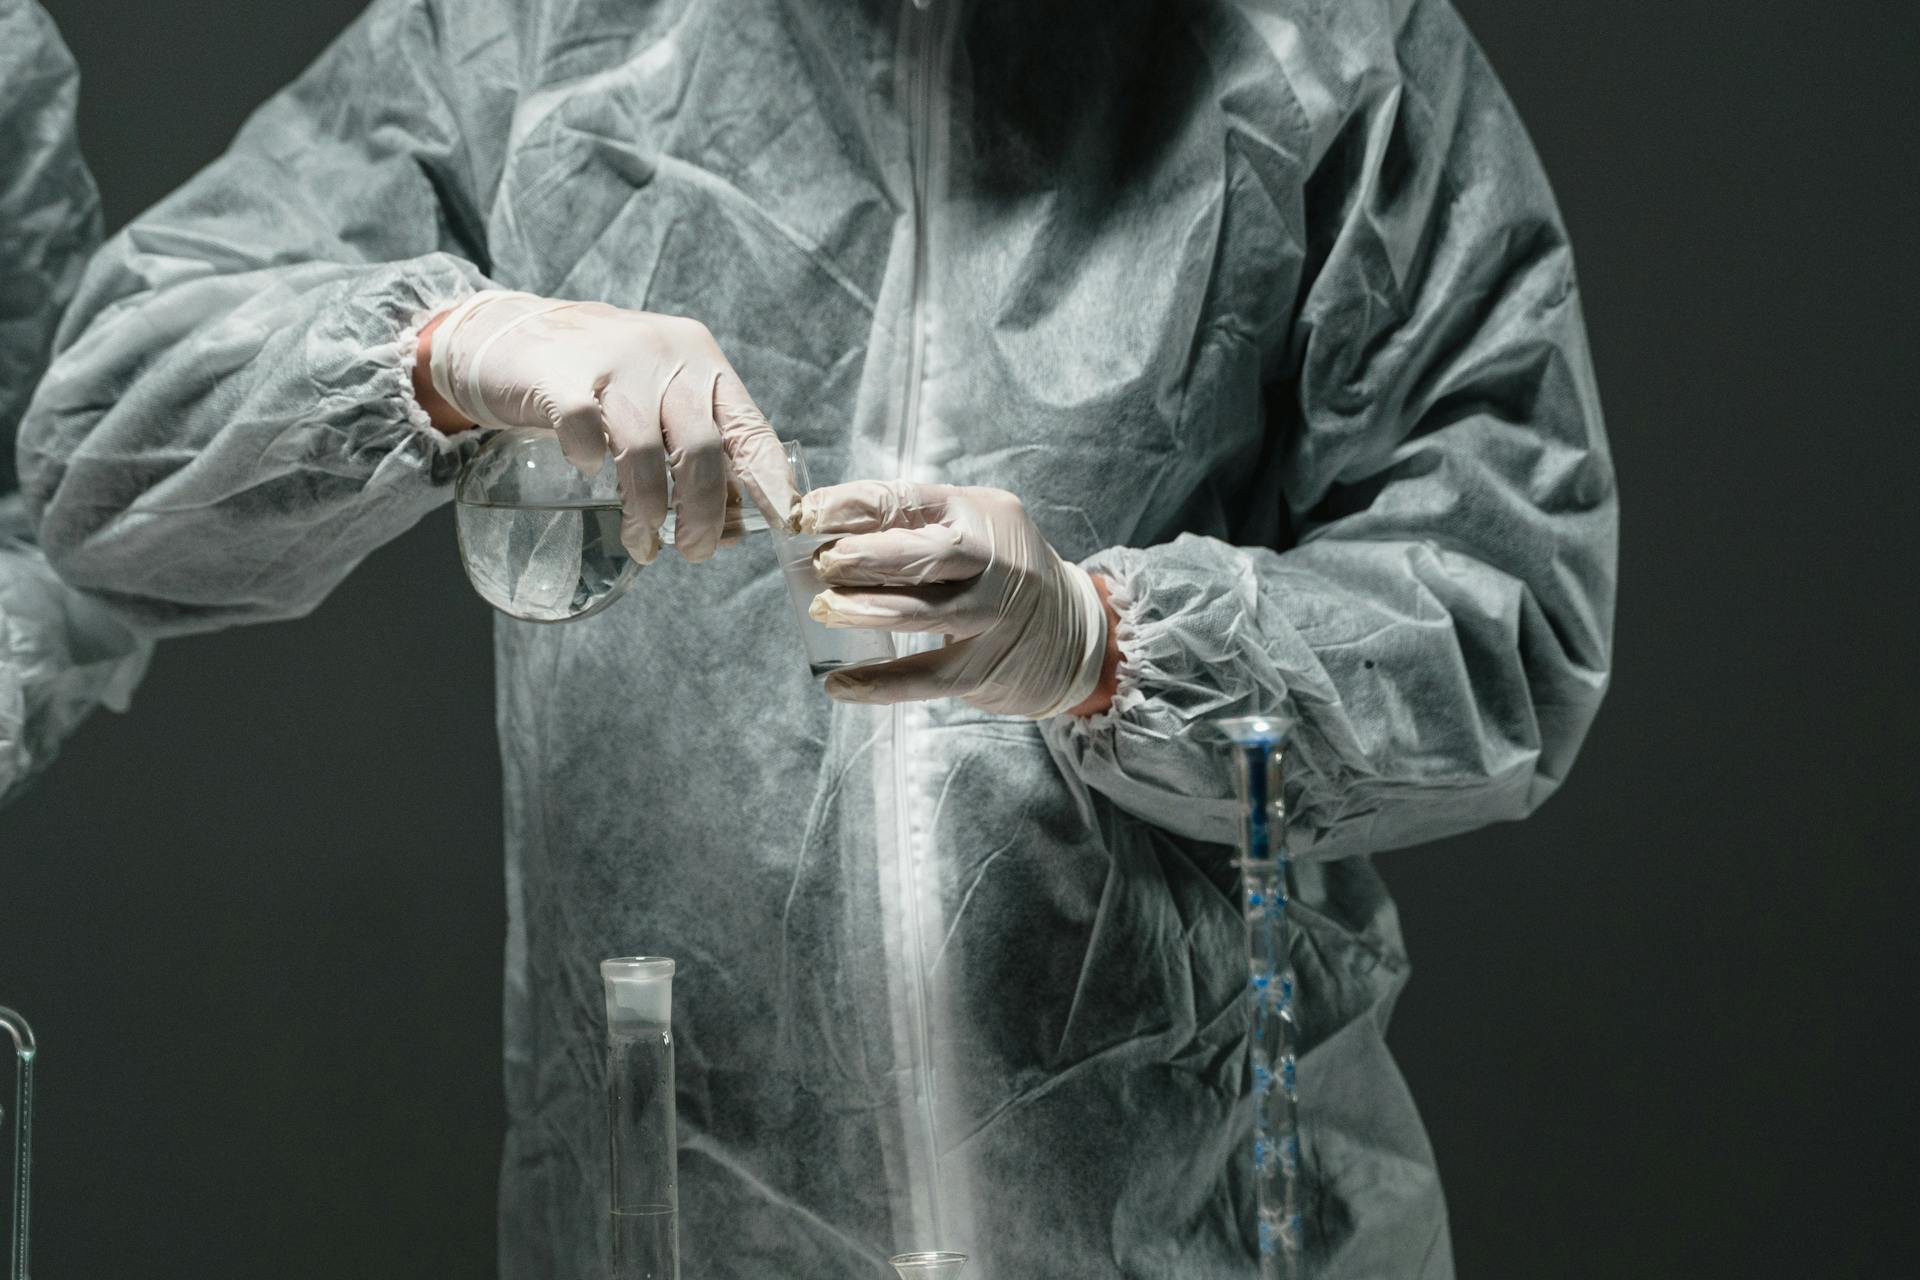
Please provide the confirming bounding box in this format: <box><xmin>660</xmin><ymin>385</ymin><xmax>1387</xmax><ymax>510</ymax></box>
<box><xmin>1212</xmin><ymin>718</ymin><xmax>1303</xmax><ymax>1279</ymax></box>
<box><xmin>603</xmin><ymin>958</ymin><xmax>679</xmax><ymax>1280</ymax></box>
<box><xmin>1</xmin><ymin>1007</ymin><xmax>34</xmax><ymax>1280</ymax></box>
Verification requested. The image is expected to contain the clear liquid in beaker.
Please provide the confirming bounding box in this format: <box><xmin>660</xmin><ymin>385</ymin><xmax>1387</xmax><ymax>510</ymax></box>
<box><xmin>775</xmin><ymin>532</ymin><xmax>896</xmax><ymax>677</ymax></box>
<box><xmin>454</xmin><ymin>500</ymin><xmax>636</xmax><ymax>624</ymax></box>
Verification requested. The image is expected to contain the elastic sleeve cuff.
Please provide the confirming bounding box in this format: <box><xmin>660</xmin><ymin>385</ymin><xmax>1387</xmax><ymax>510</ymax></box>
<box><xmin>389</xmin><ymin>265</ymin><xmax>486</xmax><ymax>442</ymax></box>
<box><xmin>1064</xmin><ymin>542</ymin><xmax>1220</xmax><ymax>735</ymax></box>
<box><xmin>1036</xmin><ymin>536</ymin><xmax>1279</xmax><ymax>847</ymax></box>
<box><xmin>1094</xmin><ymin>565</ymin><xmax>1146</xmax><ymax>718</ymax></box>
<box><xmin>394</xmin><ymin>308</ymin><xmax>441</xmax><ymax>435</ymax></box>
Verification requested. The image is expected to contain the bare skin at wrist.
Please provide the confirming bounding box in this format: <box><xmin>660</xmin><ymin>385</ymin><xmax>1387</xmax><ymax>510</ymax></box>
<box><xmin>412</xmin><ymin>309</ymin><xmax>475</xmax><ymax>432</ymax></box>
<box><xmin>1067</xmin><ymin>574</ymin><xmax>1122</xmax><ymax>717</ymax></box>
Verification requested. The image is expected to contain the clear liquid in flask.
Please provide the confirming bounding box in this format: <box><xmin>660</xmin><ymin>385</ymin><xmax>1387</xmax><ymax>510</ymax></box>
<box><xmin>454</xmin><ymin>500</ymin><xmax>637</xmax><ymax>623</ymax></box>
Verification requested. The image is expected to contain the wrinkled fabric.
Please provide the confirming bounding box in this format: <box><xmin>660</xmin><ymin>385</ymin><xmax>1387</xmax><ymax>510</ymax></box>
<box><xmin>19</xmin><ymin>0</ymin><xmax>1615</xmax><ymax>1275</ymax></box>
<box><xmin>0</xmin><ymin>0</ymin><xmax>97</xmax><ymax>483</ymax></box>
<box><xmin>0</xmin><ymin>0</ymin><xmax>149</xmax><ymax>803</ymax></box>
<box><xmin>0</xmin><ymin>496</ymin><xmax>148</xmax><ymax>799</ymax></box>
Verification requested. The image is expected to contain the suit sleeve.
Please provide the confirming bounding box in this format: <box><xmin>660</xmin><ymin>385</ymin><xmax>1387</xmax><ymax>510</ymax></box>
<box><xmin>1044</xmin><ymin>0</ymin><xmax>1616</xmax><ymax>858</ymax></box>
<box><xmin>16</xmin><ymin>0</ymin><xmax>519</xmax><ymax>632</ymax></box>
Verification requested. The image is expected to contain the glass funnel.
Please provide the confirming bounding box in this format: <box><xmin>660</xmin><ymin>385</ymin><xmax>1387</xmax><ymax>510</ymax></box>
<box><xmin>1</xmin><ymin>1007</ymin><xmax>33</xmax><ymax>1280</ymax></box>
<box><xmin>603</xmin><ymin>957</ymin><xmax>678</xmax><ymax>1280</ymax></box>
<box><xmin>454</xmin><ymin>428</ymin><xmax>772</xmax><ymax>623</ymax></box>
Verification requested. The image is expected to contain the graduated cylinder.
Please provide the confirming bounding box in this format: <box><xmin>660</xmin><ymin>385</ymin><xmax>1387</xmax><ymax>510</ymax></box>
<box><xmin>1213</xmin><ymin>718</ymin><xmax>1303</xmax><ymax>1280</ymax></box>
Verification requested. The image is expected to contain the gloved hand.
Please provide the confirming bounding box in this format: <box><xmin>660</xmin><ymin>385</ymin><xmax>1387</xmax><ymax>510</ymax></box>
<box><xmin>424</xmin><ymin>290</ymin><xmax>799</xmax><ymax>562</ymax></box>
<box><xmin>801</xmin><ymin>481</ymin><xmax>1114</xmax><ymax>719</ymax></box>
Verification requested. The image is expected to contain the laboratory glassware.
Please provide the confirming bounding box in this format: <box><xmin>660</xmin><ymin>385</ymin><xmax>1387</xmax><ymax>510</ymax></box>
<box><xmin>1</xmin><ymin>1007</ymin><xmax>33</xmax><ymax>1280</ymax></box>
<box><xmin>454</xmin><ymin>427</ymin><xmax>771</xmax><ymax>623</ymax></box>
<box><xmin>602</xmin><ymin>957</ymin><xmax>678</xmax><ymax>1280</ymax></box>
<box><xmin>1212</xmin><ymin>716</ymin><xmax>1303</xmax><ymax>1279</ymax></box>
<box><xmin>890</xmin><ymin>1250</ymin><xmax>968</xmax><ymax>1278</ymax></box>
<box><xmin>768</xmin><ymin>440</ymin><xmax>896</xmax><ymax>677</ymax></box>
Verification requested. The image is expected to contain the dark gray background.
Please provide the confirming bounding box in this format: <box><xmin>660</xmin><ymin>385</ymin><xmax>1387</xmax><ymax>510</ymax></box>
<box><xmin>3</xmin><ymin>0</ymin><xmax>1914</xmax><ymax>1275</ymax></box>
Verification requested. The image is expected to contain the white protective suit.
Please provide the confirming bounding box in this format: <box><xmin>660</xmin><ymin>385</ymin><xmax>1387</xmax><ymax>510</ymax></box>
<box><xmin>1</xmin><ymin>0</ymin><xmax>148</xmax><ymax>804</ymax></box>
<box><xmin>18</xmin><ymin>0</ymin><xmax>1616</xmax><ymax>1274</ymax></box>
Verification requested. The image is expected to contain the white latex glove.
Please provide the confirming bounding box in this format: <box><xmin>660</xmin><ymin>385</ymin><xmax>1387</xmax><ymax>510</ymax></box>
<box><xmin>428</xmin><ymin>290</ymin><xmax>799</xmax><ymax>562</ymax></box>
<box><xmin>801</xmin><ymin>481</ymin><xmax>1109</xmax><ymax>719</ymax></box>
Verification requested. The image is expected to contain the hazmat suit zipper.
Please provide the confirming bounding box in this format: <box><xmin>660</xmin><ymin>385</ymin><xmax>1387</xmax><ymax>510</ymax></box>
<box><xmin>889</xmin><ymin>0</ymin><xmax>958</xmax><ymax>1252</ymax></box>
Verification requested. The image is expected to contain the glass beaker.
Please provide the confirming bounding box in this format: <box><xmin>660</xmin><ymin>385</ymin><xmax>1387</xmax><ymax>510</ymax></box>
<box><xmin>766</xmin><ymin>445</ymin><xmax>897</xmax><ymax>677</ymax></box>
<box><xmin>1210</xmin><ymin>717</ymin><xmax>1303</xmax><ymax>1279</ymax></box>
<box><xmin>1</xmin><ymin>1007</ymin><xmax>34</xmax><ymax>1280</ymax></box>
<box><xmin>602</xmin><ymin>957</ymin><xmax>678</xmax><ymax>1280</ymax></box>
<box><xmin>454</xmin><ymin>428</ymin><xmax>773</xmax><ymax>624</ymax></box>
<box><xmin>890</xmin><ymin>1251</ymin><xmax>968</xmax><ymax>1278</ymax></box>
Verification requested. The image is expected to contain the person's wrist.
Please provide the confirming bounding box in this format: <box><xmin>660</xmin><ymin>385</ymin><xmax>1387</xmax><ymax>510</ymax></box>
<box><xmin>1066</xmin><ymin>574</ymin><xmax>1122</xmax><ymax>717</ymax></box>
<box><xmin>412</xmin><ymin>309</ymin><xmax>474</xmax><ymax>432</ymax></box>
